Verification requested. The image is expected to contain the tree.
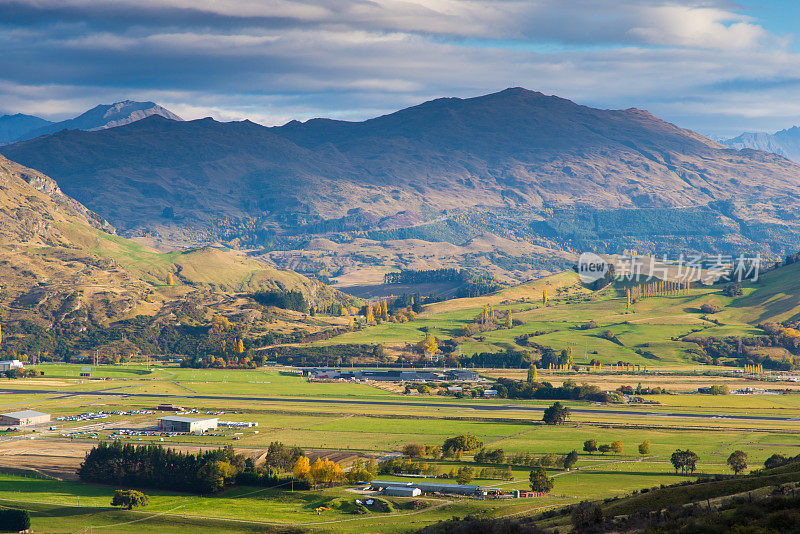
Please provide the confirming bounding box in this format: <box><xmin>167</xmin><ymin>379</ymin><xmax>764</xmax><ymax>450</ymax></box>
<box><xmin>527</xmin><ymin>364</ymin><xmax>538</xmax><ymax>384</ymax></box>
<box><xmin>0</xmin><ymin>508</ymin><xmax>30</xmax><ymax>532</ymax></box>
<box><xmin>421</xmin><ymin>334</ymin><xmax>438</xmax><ymax>355</ymax></box>
<box><xmin>610</xmin><ymin>441</ymin><xmax>623</xmax><ymax>455</ymax></box>
<box><xmin>456</xmin><ymin>466</ymin><xmax>474</xmax><ymax>485</ymax></box>
<box><xmin>670</xmin><ymin>449</ymin><xmax>699</xmax><ymax>475</ymax></box>
<box><xmin>709</xmin><ymin>384</ymin><xmax>729</xmax><ymax>395</ymax></box>
<box><xmin>638</xmin><ymin>441</ymin><xmax>650</xmax><ymax>455</ymax></box>
<box><xmin>583</xmin><ymin>439</ymin><xmax>598</xmax><ymax>454</ymax></box>
<box><xmin>403</xmin><ymin>443</ymin><xmax>425</xmax><ymax>458</ymax></box>
<box><xmin>727</xmin><ymin>450</ymin><xmax>748</xmax><ymax>475</ymax></box>
<box><xmin>293</xmin><ymin>456</ymin><xmax>311</xmax><ymax>479</ymax></box>
<box><xmin>505</xmin><ymin>312</ymin><xmax>513</xmax><ymax>328</ymax></box>
<box><xmin>167</xmin><ymin>272</ymin><xmax>174</xmax><ymax>286</ymax></box>
<box><xmin>111</xmin><ymin>489</ymin><xmax>149</xmax><ymax>510</ymax></box>
<box><xmin>264</xmin><ymin>441</ymin><xmax>305</xmax><ymax>471</ymax></box>
<box><xmin>365</xmin><ymin>304</ymin><xmax>376</xmax><ymax>325</ymax></box>
<box><xmin>442</xmin><ymin>435</ymin><xmax>483</xmax><ymax>457</ymax></box>
<box><xmin>764</xmin><ymin>453</ymin><xmax>788</xmax><ymax>470</ymax></box>
<box><xmin>529</xmin><ymin>467</ymin><xmax>554</xmax><ymax>492</ymax></box>
<box><xmin>310</xmin><ymin>458</ymin><xmax>343</xmax><ymax>487</ymax></box>
<box><xmin>542</xmin><ymin>402</ymin><xmax>570</xmax><ymax>425</ymax></box>
<box><xmin>564</xmin><ymin>450</ymin><xmax>579</xmax><ymax>470</ymax></box>
<box><xmin>723</xmin><ymin>283</ymin><xmax>743</xmax><ymax>297</ymax></box>
<box><xmin>197</xmin><ymin>460</ymin><xmax>236</xmax><ymax>493</ymax></box>
<box><xmin>598</xmin><ymin>445</ymin><xmax>611</xmax><ymax>455</ymax></box>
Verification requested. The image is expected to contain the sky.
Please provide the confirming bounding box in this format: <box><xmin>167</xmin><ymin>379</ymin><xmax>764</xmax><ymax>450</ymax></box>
<box><xmin>2</xmin><ymin>0</ymin><xmax>800</xmax><ymax>138</ymax></box>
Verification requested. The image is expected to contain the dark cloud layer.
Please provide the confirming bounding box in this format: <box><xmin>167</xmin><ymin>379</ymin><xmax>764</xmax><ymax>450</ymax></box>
<box><xmin>0</xmin><ymin>0</ymin><xmax>798</xmax><ymax>137</ymax></box>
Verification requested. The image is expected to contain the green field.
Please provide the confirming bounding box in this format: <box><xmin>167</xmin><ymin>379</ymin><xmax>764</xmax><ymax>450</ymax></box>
<box><xmin>2</xmin><ymin>263</ymin><xmax>800</xmax><ymax>532</ymax></box>
<box><xmin>319</xmin><ymin>263</ymin><xmax>800</xmax><ymax>367</ymax></box>
<box><xmin>2</xmin><ymin>362</ymin><xmax>800</xmax><ymax>532</ymax></box>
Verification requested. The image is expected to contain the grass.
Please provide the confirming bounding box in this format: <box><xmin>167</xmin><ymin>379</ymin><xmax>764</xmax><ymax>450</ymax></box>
<box><xmin>5</xmin><ymin>363</ymin><xmax>800</xmax><ymax>531</ymax></box>
<box><xmin>4</xmin><ymin>262</ymin><xmax>800</xmax><ymax>531</ymax></box>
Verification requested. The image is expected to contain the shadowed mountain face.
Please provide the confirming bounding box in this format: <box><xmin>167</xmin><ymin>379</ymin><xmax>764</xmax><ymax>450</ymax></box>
<box><xmin>12</xmin><ymin>100</ymin><xmax>183</xmax><ymax>142</ymax></box>
<box><xmin>724</xmin><ymin>126</ymin><xmax>800</xmax><ymax>163</ymax></box>
<box><xmin>2</xmin><ymin>88</ymin><xmax>800</xmax><ymax>281</ymax></box>
<box><xmin>0</xmin><ymin>113</ymin><xmax>53</xmax><ymax>145</ymax></box>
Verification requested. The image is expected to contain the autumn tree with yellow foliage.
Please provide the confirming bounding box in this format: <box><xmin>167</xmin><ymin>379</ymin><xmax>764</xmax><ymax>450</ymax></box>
<box><xmin>309</xmin><ymin>458</ymin><xmax>343</xmax><ymax>487</ymax></box>
<box><xmin>421</xmin><ymin>333</ymin><xmax>438</xmax><ymax>355</ymax></box>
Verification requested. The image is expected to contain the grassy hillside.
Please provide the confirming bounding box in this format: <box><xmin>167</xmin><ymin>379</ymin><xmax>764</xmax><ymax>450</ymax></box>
<box><xmin>726</xmin><ymin>261</ymin><xmax>800</xmax><ymax>323</ymax></box>
<box><xmin>0</xmin><ymin>155</ymin><xmax>354</xmax><ymax>358</ymax></box>
<box><xmin>318</xmin><ymin>261</ymin><xmax>800</xmax><ymax>367</ymax></box>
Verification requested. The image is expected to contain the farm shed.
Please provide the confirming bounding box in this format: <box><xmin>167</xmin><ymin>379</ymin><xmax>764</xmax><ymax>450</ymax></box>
<box><xmin>371</xmin><ymin>480</ymin><xmax>487</xmax><ymax>496</ymax></box>
<box><xmin>0</xmin><ymin>360</ymin><xmax>23</xmax><ymax>372</ymax></box>
<box><xmin>0</xmin><ymin>410</ymin><xmax>50</xmax><ymax>427</ymax></box>
<box><xmin>383</xmin><ymin>486</ymin><xmax>422</xmax><ymax>497</ymax></box>
<box><xmin>158</xmin><ymin>416</ymin><xmax>218</xmax><ymax>433</ymax></box>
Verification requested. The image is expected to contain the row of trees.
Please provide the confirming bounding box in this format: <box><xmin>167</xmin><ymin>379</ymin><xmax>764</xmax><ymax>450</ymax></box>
<box><xmin>78</xmin><ymin>442</ymin><xmax>308</xmax><ymax>494</ymax></box>
<box><xmin>292</xmin><ymin>456</ymin><xmax>377</xmax><ymax>487</ymax></box>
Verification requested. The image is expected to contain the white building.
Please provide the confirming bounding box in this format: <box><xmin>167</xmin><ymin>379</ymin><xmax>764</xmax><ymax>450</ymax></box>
<box><xmin>158</xmin><ymin>416</ymin><xmax>218</xmax><ymax>434</ymax></box>
<box><xmin>0</xmin><ymin>410</ymin><xmax>50</xmax><ymax>427</ymax></box>
<box><xmin>0</xmin><ymin>360</ymin><xmax>23</xmax><ymax>372</ymax></box>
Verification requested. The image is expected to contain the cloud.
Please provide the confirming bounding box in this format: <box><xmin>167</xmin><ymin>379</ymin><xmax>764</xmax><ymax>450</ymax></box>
<box><xmin>0</xmin><ymin>0</ymin><xmax>798</xmax><ymax>137</ymax></box>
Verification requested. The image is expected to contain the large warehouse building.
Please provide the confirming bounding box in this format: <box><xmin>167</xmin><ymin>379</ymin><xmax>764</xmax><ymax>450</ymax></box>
<box><xmin>0</xmin><ymin>410</ymin><xmax>50</xmax><ymax>427</ymax></box>
<box><xmin>158</xmin><ymin>415</ymin><xmax>218</xmax><ymax>434</ymax></box>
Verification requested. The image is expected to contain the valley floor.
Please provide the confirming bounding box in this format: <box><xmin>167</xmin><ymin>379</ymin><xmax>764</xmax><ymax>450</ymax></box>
<box><xmin>3</xmin><ymin>364</ymin><xmax>800</xmax><ymax>532</ymax></box>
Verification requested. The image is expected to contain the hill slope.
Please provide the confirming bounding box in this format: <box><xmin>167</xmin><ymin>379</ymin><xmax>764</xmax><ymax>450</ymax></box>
<box><xmin>0</xmin><ymin>155</ymin><xmax>350</xmax><ymax>336</ymax></box>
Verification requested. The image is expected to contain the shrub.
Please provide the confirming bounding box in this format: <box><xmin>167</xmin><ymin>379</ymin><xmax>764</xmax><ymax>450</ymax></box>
<box><xmin>0</xmin><ymin>508</ymin><xmax>30</xmax><ymax>531</ymax></box>
<box><xmin>701</xmin><ymin>303</ymin><xmax>722</xmax><ymax>314</ymax></box>
<box><xmin>111</xmin><ymin>489</ymin><xmax>149</xmax><ymax>509</ymax></box>
<box><xmin>765</xmin><ymin>454</ymin><xmax>789</xmax><ymax>470</ymax></box>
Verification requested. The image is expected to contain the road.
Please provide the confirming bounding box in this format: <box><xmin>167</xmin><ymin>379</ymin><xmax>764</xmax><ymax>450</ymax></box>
<box><xmin>1</xmin><ymin>388</ymin><xmax>798</xmax><ymax>423</ymax></box>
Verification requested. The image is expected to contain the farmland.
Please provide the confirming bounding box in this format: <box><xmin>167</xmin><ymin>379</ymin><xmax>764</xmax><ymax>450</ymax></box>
<box><xmin>1</xmin><ymin>262</ymin><xmax>799</xmax><ymax>532</ymax></box>
<box><xmin>2</xmin><ymin>360</ymin><xmax>800</xmax><ymax>532</ymax></box>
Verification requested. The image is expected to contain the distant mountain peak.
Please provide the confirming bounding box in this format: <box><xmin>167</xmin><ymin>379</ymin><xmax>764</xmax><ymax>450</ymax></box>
<box><xmin>0</xmin><ymin>113</ymin><xmax>53</xmax><ymax>145</ymax></box>
<box><xmin>10</xmin><ymin>100</ymin><xmax>183</xmax><ymax>143</ymax></box>
<box><xmin>723</xmin><ymin>126</ymin><xmax>800</xmax><ymax>162</ymax></box>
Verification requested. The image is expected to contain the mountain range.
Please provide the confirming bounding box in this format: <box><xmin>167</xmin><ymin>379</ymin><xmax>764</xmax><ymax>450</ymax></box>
<box><xmin>0</xmin><ymin>113</ymin><xmax>52</xmax><ymax>145</ymax></box>
<box><xmin>723</xmin><ymin>126</ymin><xmax>800</xmax><ymax>163</ymax></box>
<box><xmin>0</xmin><ymin>101</ymin><xmax>182</xmax><ymax>145</ymax></box>
<box><xmin>2</xmin><ymin>88</ymin><xmax>800</xmax><ymax>286</ymax></box>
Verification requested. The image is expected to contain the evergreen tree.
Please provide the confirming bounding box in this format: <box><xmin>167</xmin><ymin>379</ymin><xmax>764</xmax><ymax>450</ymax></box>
<box><xmin>529</xmin><ymin>467</ymin><xmax>554</xmax><ymax>492</ymax></box>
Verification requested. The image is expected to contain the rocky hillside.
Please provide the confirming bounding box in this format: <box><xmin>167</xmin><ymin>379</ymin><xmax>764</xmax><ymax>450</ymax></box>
<box><xmin>3</xmin><ymin>88</ymin><xmax>800</xmax><ymax>284</ymax></box>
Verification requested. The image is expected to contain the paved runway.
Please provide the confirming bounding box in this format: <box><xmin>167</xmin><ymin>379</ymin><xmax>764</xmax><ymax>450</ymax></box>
<box><xmin>2</xmin><ymin>388</ymin><xmax>797</xmax><ymax>423</ymax></box>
